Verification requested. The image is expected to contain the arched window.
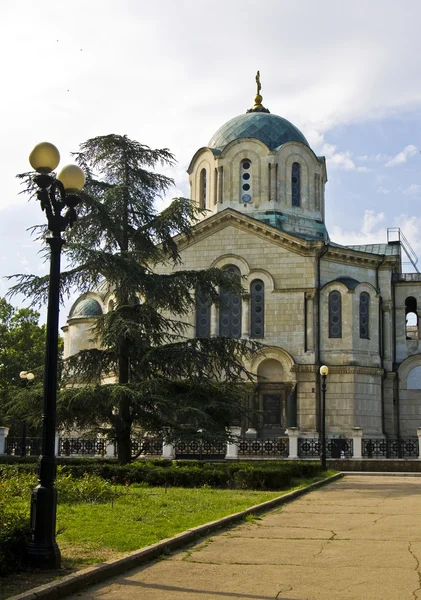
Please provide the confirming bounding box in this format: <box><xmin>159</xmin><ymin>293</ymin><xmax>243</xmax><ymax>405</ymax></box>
<box><xmin>219</xmin><ymin>265</ymin><xmax>242</xmax><ymax>338</ymax></box>
<box><xmin>199</xmin><ymin>168</ymin><xmax>207</xmax><ymax>209</ymax></box>
<box><xmin>405</xmin><ymin>296</ymin><xmax>419</xmax><ymax>340</ymax></box>
<box><xmin>291</xmin><ymin>162</ymin><xmax>301</xmax><ymax>206</ymax></box>
<box><xmin>240</xmin><ymin>159</ymin><xmax>252</xmax><ymax>204</ymax></box>
<box><xmin>328</xmin><ymin>290</ymin><xmax>342</xmax><ymax>338</ymax></box>
<box><xmin>359</xmin><ymin>292</ymin><xmax>370</xmax><ymax>339</ymax></box>
<box><xmin>196</xmin><ymin>292</ymin><xmax>211</xmax><ymax>338</ymax></box>
<box><xmin>250</xmin><ymin>279</ymin><xmax>264</xmax><ymax>338</ymax></box>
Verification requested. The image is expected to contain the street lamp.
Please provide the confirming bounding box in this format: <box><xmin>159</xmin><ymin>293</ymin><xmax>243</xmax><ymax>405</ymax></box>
<box><xmin>319</xmin><ymin>365</ymin><xmax>329</xmax><ymax>470</ymax></box>
<box><xmin>19</xmin><ymin>371</ymin><xmax>35</xmax><ymax>457</ymax></box>
<box><xmin>27</xmin><ymin>142</ymin><xmax>85</xmax><ymax>569</ymax></box>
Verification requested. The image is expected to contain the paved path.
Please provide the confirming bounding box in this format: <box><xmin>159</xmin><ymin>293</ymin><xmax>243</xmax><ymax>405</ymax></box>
<box><xmin>67</xmin><ymin>475</ymin><xmax>421</xmax><ymax>600</ymax></box>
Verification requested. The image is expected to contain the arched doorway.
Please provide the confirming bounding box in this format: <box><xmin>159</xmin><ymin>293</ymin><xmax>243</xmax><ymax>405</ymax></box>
<box><xmin>254</xmin><ymin>358</ymin><xmax>296</xmax><ymax>437</ymax></box>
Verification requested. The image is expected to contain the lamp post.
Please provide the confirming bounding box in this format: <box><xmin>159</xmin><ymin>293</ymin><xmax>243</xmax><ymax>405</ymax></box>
<box><xmin>319</xmin><ymin>365</ymin><xmax>329</xmax><ymax>470</ymax></box>
<box><xmin>19</xmin><ymin>371</ymin><xmax>35</xmax><ymax>457</ymax></box>
<box><xmin>26</xmin><ymin>142</ymin><xmax>85</xmax><ymax>569</ymax></box>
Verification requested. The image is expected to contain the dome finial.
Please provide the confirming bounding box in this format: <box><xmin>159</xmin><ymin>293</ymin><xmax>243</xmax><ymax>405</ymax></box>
<box><xmin>247</xmin><ymin>70</ymin><xmax>270</xmax><ymax>114</ymax></box>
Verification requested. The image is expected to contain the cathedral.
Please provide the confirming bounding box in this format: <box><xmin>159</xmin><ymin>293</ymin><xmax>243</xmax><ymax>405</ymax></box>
<box><xmin>63</xmin><ymin>75</ymin><xmax>421</xmax><ymax>441</ymax></box>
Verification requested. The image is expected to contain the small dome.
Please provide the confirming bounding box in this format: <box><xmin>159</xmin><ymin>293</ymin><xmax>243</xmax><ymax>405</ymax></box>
<box><xmin>71</xmin><ymin>298</ymin><xmax>103</xmax><ymax>318</ymax></box>
<box><xmin>209</xmin><ymin>112</ymin><xmax>309</xmax><ymax>151</ymax></box>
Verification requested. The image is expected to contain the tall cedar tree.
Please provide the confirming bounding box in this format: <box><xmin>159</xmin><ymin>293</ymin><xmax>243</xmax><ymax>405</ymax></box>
<box><xmin>9</xmin><ymin>135</ymin><xmax>259</xmax><ymax>464</ymax></box>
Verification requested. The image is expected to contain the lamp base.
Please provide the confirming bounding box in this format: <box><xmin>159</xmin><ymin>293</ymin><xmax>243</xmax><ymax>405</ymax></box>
<box><xmin>26</xmin><ymin>484</ymin><xmax>61</xmax><ymax>570</ymax></box>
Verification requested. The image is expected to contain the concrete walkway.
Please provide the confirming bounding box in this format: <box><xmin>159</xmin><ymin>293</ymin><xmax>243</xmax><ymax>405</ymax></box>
<box><xmin>66</xmin><ymin>475</ymin><xmax>421</xmax><ymax>600</ymax></box>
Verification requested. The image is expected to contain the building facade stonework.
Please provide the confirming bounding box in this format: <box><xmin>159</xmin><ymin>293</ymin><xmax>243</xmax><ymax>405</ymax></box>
<box><xmin>63</xmin><ymin>85</ymin><xmax>421</xmax><ymax>440</ymax></box>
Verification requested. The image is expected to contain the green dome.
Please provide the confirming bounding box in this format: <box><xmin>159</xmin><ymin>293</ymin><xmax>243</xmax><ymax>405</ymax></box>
<box><xmin>208</xmin><ymin>112</ymin><xmax>309</xmax><ymax>151</ymax></box>
<box><xmin>71</xmin><ymin>298</ymin><xmax>103</xmax><ymax>318</ymax></box>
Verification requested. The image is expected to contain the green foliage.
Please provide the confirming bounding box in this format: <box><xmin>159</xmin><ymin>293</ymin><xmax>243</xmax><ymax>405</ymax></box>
<box><xmin>0</xmin><ymin>298</ymin><xmax>60</xmax><ymax>433</ymax></box>
<box><xmin>0</xmin><ymin>468</ymin><xmax>120</xmax><ymax>576</ymax></box>
<box><xmin>9</xmin><ymin>134</ymin><xmax>260</xmax><ymax>464</ymax></box>
<box><xmin>0</xmin><ymin>459</ymin><xmax>325</xmax><ymax>490</ymax></box>
<box><xmin>55</xmin><ymin>471</ymin><xmax>119</xmax><ymax>504</ymax></box>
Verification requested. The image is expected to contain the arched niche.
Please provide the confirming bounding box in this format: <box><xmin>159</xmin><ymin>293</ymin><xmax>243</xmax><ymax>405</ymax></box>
<box><xmin>257</xmin><ymin>358</ymin><xmax>284</xmax><ymax>382</ymax></box>
<box><xmin>408</xmin><ymin>366</ymin><xmax>421</xmax><ymax>390</ymax></box>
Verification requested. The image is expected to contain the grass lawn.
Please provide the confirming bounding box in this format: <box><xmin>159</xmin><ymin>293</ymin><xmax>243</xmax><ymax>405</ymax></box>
<box><xmin>1</xmin><ymin>476</ymin><xmax>326</xmax><ymax>598</ymax></box>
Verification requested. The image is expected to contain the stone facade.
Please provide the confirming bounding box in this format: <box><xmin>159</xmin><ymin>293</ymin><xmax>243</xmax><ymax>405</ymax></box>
<box><xmin>63</xmin><ymin>89</ymin><xmax>421</xmax><ymax>440</ymax></box>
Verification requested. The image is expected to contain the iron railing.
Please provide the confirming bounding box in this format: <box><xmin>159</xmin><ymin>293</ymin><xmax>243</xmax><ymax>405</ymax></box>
<box><xmin>131</xmin><ymin>437</ymin><xmax>162</xmax><ymax>457</ymax></box>
<box><xmin>238</xmin><ymin>438</ymin><xmax>289</xmax><ymax>458</ymax></box>
<box><xmin>59</xmin><ymin>438</ymin><xmax>107</xmax><ymax>457</ymax></box>
<box><xmin>363</xmin><ymin>438</ymin><xmax>419</xmax><ymax>458</ymax></box>
<box><xmin>4</xmin><ymin>437</ymin><xmax>42</xmax><ymax>456</ymax></box>
<box><xmin>298</xmin><ymin>438</ymin><xmax>353</xmax><ymax>459</ymax></box>
<box><xmin>175</xmin><ymin>439</ymin><xmax>226</xmax><ymax>459</ymax></box>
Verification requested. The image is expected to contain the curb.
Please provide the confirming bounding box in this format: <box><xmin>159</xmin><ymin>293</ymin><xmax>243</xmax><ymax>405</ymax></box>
<box><xmin>8</xmin><ymin>473</ymin><xmax>343</xmax><ymax>600</ymax></box>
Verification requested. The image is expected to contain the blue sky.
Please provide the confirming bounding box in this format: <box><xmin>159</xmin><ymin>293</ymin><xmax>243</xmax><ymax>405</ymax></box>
<box><xmin>1</xmin><ymin>0</ymin><xmax>421</xmax><ymax>320</ymax></box>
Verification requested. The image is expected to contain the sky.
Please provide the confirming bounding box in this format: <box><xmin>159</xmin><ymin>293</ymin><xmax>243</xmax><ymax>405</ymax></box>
<box><xmin>1</xmin><ymin>0</ymin><xmax>421</xmax><ymax>323</ymax></box>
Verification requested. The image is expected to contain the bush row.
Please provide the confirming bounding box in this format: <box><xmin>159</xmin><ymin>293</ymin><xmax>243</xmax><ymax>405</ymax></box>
<box><xmin>0</xmin><ymin>459</ymin><xmax>325</xmax><ymax>490</ymax></box>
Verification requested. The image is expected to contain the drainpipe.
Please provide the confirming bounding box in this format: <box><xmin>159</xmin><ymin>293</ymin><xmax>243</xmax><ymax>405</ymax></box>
<box><xmin>392</xmin><ymin>273</ymin><xmax>400</xmax><ymax>438</ymax></box>
<box><xmin>317</xmin><ymin>243</ymin><xmax>329</xmax><ymax>433</ymax></box>
<box><xmin>376</xmin><ymin>255</ymin><xmax>386</xmax><ymax>437</ymax></box>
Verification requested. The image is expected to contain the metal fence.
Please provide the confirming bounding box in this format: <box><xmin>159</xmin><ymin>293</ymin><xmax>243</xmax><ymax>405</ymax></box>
<box><xmin>298</xmin><ymin>438</ymin><xmax>353</xmax><ymax>459</ymax></box>
<box><xmin>59</xmin><ymin>438</ymin><xmax>108</xmax><ymax>457</ymax></box>
<box><xmin>4</xmin><ymin>437</ymin><xmax>42</xmax><ymax>456</ymax></box>
<box><xmin>363</xmin><ymin>438</ymin><xmax>419</xmax><ymax>458</ymax></box>
<box><xmin>131</xmin><ymin>437</ymin><xmax>162</xmax><ymax>457</ymax></box>
<box><xmin>238</xmin><ymin>438</ymin><xmax>289</xmax><ymax>458</ymax></box>
<box><xmin>175</xmin><ymin>440</ymin><xmax>226</xmax><ymax>459</ymax></box>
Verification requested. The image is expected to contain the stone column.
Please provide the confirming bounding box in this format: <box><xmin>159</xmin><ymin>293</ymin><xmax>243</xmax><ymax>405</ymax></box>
<box><xmin>0</xmin><ymin>427</ymin><xmax>9</xmax><ymax>455</ymax></box>
<box><xmin>210</xmin><ymin>304</ymin><xmax>218</xmax><ymax>337</ymax></box>
<box><xmin>286</xmin><ymin>386</ymin><xmax>297</xmax><ymax>427</ymax></box>
<box><xmin>306</xmin><ymin>292</ymin><xmax>315</xmax><ymax>352</ymax></box>
<box><xmin>217</xmin><ymin>166</ymin><xmax>223</xmax><ymax>204</ymax></box>
<box><xmin>286</xmin><ymin>427</ymin><xmax>299</xmax><ymax>459</ymax></box>
<box><xmin>162</xmin><ymin>441</ymin><xmax>175</xmax><ymax>460</ymax></box>
<box><xmin>383</xmin><ymin>303</ymin><xmax>391</xmax><ymax>361</ymax></box>
<box><xmin>270</xmin><ymin>163</ymin><xmax>277</xmax><ymax>201</ymax></box>
<box><xmin>417</xmin><ymin>429</ymin><xmax>421</xmax><ymax>460</ymax></box>
<box><xmin>352</xmin><ymin>427</ymin><xmax>363</xmax><ymax>459</ymax></box>
<box><xmin>242</xmin><ymin>297</ymin><xmax>250</xmax><ymax>338</ymax></box>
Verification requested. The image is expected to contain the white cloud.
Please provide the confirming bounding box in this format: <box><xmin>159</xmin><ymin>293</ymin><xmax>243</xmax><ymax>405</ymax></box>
<box><xmin>357</xmin><ymin>153</ymin><xmax>392</xmax><ymax>162</ymax></box>
<box><xmin>321</xmin><ymin>143</ymin><xmax>370</xmax><ymax>172</ymax></box>
<box><xmin>330</xmin><ymin>210</ymin><xmax>421</xmax><ymax>270</ymax></box>
<box><xmin>402</xmin><ymin>184</ymin><xmax>421</xmax><ymax>197</ymax></box>
<box><xmin>330</xmin><ymin>210</ymin><xmax>386</xmax><ymax>247</ymax></box>
<box><xmin>385</xmin><ymin>145</ymin><xmax>417</xmax><ymax>167</ymax></box>
<box><xmin>376</xmin><ymin>186</ymin><xmax>390</xmax><ymax>195</ymax></box>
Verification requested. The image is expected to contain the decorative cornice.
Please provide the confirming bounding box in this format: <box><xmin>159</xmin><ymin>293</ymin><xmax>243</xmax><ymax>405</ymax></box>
<box><xmin>292</xmin><ymin>364</ymin><xmax>384</xmax><ymax>376</ymax></box>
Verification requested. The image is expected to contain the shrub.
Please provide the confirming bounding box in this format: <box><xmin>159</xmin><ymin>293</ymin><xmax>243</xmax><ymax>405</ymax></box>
<box><xmin>0</xmin><ymin>459</ymin><xmax>325</xmax><ymax>491</ymax></box>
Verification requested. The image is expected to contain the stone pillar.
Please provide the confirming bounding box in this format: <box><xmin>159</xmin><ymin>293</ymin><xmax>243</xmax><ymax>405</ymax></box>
<box><xmin>270</xmin><ymin>163</ymin><xmax>277</xmax><ymax>201</ymax></box>
<box><xmin>417</xmin><ymin>429</ymin><xmax>421</xmax><ymax>460</ymax></box>
<box><xmin>242</xmin><ymin>297</ymin><xmax>250</xmax><ymax>338</ymax></box>
<box><xmin>54</xmin><ymin>432</ymin><xmax>60</xmax><ymax>456</ymax></box>
<box><xmin>226</xmin><ymin>440</ymin><xmax>239</xmax><ymax>460</ymax></box>
<box><xmin>286</xmin><ymin>386</ymin><xmax>297</xmax><ymax>427</ymax></box>
<box><xmin>210</xmin><ymin>304</ymin><xmax>218</xmax><ymax>337</ymax></box>
<box><xmin>352</xmin><ymin>427</ymin><xmax>363</xmax><ymax>459</ymax></box>
<box><xmin>106</xmin><ymin>440</ymin><xmax>116</xmax><ymax>458</ymax></box>
<box><xmin>162</xmin><ymin>441</ymin><xmax>175</xmax><ymax>460</ymax></box>
<box><xmin>383</xmin><ymin>304</ymin><xmax>391</xmax><ymax>361</ymax></box>
<box><xmin>286</xmin><ymin>427</ymin><xmax>299</xmax><ymax>459</ymax></box>
<box><xmin>306</xmin><ymin>293</ymin><xmax>315</xmax><ymax>352</ymax></box>
<box><xmin>217</xmin><ymin>166</ymin><xmax>223</xmax><ymax>204</ymax></box>
<box><xmin>0</xmin><ymin>427</ymin><xmax>9</xmax><ymax>454</ymax></box>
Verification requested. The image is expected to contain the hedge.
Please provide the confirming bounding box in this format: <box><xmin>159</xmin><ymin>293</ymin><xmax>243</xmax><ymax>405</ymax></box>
<box><xmin>0</xmin><ymin>459</ymin><xmax>325</xmax><ymax>490</ymax></box>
